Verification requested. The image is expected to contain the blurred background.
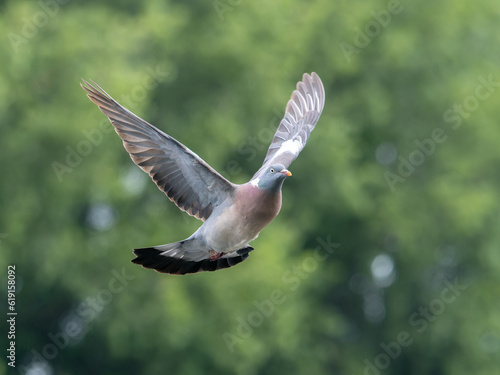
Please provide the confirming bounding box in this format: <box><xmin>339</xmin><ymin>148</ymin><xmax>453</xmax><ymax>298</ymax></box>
<box><xmin>2</xmin><ymin>0</ymin><xmax>500</xmax><ymax>374</ymax></box>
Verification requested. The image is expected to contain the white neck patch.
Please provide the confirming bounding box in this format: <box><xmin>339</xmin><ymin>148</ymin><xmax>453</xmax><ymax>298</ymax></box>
<box><xmin>250</xmin><ymin>178</ymin><xmax>260</xmax><ymax>188</ymax></box>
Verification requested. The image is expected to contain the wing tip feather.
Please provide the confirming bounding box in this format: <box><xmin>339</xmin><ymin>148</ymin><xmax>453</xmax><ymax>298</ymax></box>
<box><xmin>253</xmin><ymin>72</ymin><xmax>325</xmax><ymax>179</ymax></box>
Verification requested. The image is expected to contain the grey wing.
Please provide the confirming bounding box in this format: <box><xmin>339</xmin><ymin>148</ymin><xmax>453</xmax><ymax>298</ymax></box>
<box><xmin>81</xmin><ymin>79</ymin><xmax>235</xmax><ymax>221</ymax></box>
<box><xmin>253</xmin><ymin>72</ymin><xmax>325</xmax><ymax>179</ymax></box>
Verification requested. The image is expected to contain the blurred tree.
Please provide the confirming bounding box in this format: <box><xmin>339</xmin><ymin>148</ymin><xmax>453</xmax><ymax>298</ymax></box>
<box><xmin>1</xmin><ymin>0</ymin><xmax>500</xmax><ymax>374</ymax></box>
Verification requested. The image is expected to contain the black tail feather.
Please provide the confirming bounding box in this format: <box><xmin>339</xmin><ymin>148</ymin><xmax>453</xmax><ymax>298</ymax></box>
<box><xmin>132</xmin><ymin>246</ymin><xmax>253</xmax><ymax>275</ymax></box>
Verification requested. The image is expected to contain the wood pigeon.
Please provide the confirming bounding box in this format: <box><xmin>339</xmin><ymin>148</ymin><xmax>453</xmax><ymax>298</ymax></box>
<box><xmin>81</xmin><ymin>72</ymin><xmax>325</xmax><ymax>275</ymax></box>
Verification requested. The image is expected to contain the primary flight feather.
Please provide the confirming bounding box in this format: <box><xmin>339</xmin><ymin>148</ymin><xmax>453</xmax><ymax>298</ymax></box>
<box><xmin>81</xmin><ymin>72</ymin><xmax>325</xmax><ymax>275</ymax></box>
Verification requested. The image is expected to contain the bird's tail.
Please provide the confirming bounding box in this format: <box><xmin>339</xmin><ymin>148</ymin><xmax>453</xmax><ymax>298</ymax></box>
<box><xmin>132</xmin><ymin>240</ymin><xmax>253</xmax><ymax>275</ymax></box>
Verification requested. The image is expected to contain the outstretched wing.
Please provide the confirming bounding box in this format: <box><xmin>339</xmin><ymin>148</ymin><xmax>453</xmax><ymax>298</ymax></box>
<box><xmin>81</xmin><ymin>80</ymin><xmax>235</xmax><ymax>221</ymax></box>
<box><xmin>253</xmin><ymin>72</ymin><xmax>325</xmax><ymax>179</ymax></box>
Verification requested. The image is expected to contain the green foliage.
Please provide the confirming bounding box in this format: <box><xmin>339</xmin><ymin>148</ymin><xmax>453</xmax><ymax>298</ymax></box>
<box><xmin>2</xmin><ymin>0</ymin><xmax>500</xmax><ymax>374</ymax></box>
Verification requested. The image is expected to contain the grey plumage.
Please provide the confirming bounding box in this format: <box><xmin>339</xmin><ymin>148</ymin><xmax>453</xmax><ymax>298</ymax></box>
<box><xmin>81</xmin><ymin>83</ymin><xmax>233</xmax><ymax>221</ymax></box>
<box><xmin>81</xmin><ymin>73</ymin><xmax>325</xmax><ymax>275</ymax></box>
<box><xmin>254</xmin><ymin>73</ymin><xmax>325</xmax><ymax>179</ymax></box>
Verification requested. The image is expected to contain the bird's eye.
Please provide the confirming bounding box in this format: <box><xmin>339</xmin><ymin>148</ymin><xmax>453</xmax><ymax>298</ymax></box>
<box><xmin>270</xmin><ymin>168</ymin><xmax>275</xmax><ymax>173</ymax></box>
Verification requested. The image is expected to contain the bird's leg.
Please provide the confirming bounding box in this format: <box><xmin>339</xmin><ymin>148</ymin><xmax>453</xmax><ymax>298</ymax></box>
<box><xmin>209</xmin><ymin>250</ymin><xmax>226</xmax><ymax>261</ymax></box>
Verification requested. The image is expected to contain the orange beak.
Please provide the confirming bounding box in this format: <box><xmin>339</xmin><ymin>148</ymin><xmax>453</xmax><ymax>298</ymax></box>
<box><xmin>282</xmin><ymin>169</ymin><xmax>292</xmax><ymax>177</ymax></box>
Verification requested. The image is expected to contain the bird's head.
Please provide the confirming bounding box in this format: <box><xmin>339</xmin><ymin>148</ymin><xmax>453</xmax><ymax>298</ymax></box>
<box><xmin>252</xmin><ymin>164</ymin><xmax>291</xmax><ymax>194</ymax></box>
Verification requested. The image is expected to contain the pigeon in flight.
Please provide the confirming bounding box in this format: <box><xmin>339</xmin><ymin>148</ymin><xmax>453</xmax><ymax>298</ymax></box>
<box><xmin>81</xmin><ymin>73</ymin><xmax>325</xmax><ymax>275</ymax></box>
